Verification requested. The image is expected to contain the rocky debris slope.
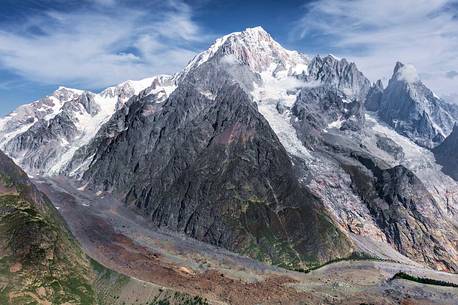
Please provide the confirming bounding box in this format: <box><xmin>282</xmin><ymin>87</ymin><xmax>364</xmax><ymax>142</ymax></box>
<box><xmin>0</xmin><ymin>150</ymin><xmax>213</xmax><ymax>305</ymax></box>
<box><xmin>340</xmin><ymin>152</ymin><xmax>457</xmax><ymax>271</ymax></box>
<box><xmin>289</xmin><ymin>110</ymin><xmax>458</xmax><ymax>271</ymax></box>
<box><xmin>37</xmin><ymin>175</ymin><xmax>458</xmax><ymax>305</ymax></box>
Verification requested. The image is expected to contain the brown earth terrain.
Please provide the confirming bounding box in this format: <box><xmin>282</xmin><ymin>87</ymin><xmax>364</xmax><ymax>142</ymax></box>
<box><xmin>35</xmin><ymin>176</ymin><xmax>458</xmax><ymax>305</ymax></box>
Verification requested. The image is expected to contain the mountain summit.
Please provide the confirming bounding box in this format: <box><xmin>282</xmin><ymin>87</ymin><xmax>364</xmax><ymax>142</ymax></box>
<box><xmin>1</xmin><ymin>27</ymin><xmax>458</xmax><ymax>273</ymax></box>
<box><xmin>183</xmin><ymin>26</ymin><xmax>309</xmax><ymax>76</ymax></box>
<box><xmin>370</xmin><ymin>62</ymin><xmax>458</xmax><ymax>148</ymax></box>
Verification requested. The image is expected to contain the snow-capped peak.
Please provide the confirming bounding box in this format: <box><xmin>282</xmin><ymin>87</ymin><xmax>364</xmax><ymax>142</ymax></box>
<box><xmin>56</xmin><ymin>86</ymin><xmax>84</xmax><ymax>94</ymax></box>
<box><xmin>0</xmin><ymin>73</ymin><xmax>179</xmax><ymax>175</ymax></box>
<box><xmin>100</xmin><ymin>75</ymin><xmax>175</xmax><ymax>99</ymax></box>
<box><xmin>376</xmin><ymin>61</ymin><xmax>457</xmax><ymax>148</ymax></box>
<box><xmin>183</xmin><ymin>26</ymin><xmax>309</xmax><ymax>76</ymax></box>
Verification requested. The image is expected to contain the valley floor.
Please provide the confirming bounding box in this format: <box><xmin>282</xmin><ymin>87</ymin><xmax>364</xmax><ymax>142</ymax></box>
<box><xmin>35</xmin><ymin>176</ymin><xmax>458</xmax><ymax>305</ymax></box>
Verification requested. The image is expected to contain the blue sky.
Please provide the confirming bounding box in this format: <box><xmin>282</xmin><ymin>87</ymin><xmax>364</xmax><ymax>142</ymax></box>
<box><xmin>0</xmin><ymin>0</ymin><xmax>457</xmax><ymax>115</ymax></box>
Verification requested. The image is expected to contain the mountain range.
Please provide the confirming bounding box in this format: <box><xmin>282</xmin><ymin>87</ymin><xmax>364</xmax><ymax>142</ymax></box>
<box><xmin>1</xmin><ymin>26</ymin><xmax>458</xmax><ymax>304</ymax></box>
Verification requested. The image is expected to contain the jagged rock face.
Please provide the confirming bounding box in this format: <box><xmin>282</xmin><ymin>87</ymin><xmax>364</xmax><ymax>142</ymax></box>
<box><xmin>289</xmin><ymin>120</ymin><xmax>458</xmax><ymax>272</ymax></box>
<box><xmin>178</xmin><ymin>27</ymin><xmax>309</xmax><ymax>99</ymax></box>
<box><xmin>100</xmin><ymin>75</ymin><xmax>176</xmax><ymax>109</ymax></box>
<box><xmin>0</xmin><ymin>87</ymin><xmax>81</xmax><ymax>144</ymax></box>
<box><xmin>0</xmin><ymin>76</ymin><xmax>175</xmax><ymax>175</ymax></box>
<box><xmin>293</xmin><ymin>86</ymin><xmax>365</xmax><ymax>136</ymax></box>
<box><xmin>79</xmin><ymin>84</ymin><xmax>353</xmax><ymax>269</ymax></box>
<box><xmin>3</xmin><ymin>108</ymin><xmax>79</xmax><ymax>173</ymax></box>
<box><xmin>305</xmin><ymin>55</ymin><xmax>371</xmax><ymax>102</ymax></box>
<box><xmin>365</xmin><ymin>80</ymin><xmax>384</xmax><ymax>112</ymax></box>
<box><xmin>376</xmin><ymin>62</ymin><xmax>456</xmax><ymax>148</ymax></box>
<box><xmin>182</xmin><ymin>27</ymin><xmax>308</xmax><ymax>78</ymax></box>
<box><xmin>340</xmin><ymin>153</ymin><xmax>458</xmax><ymax>271</ymax></box>
<box><xmin>2</xmin><ymin>92</ymin><xmax>99</xmax><ymax>174</ymax></box>
<box><xmin>433</xmin><ymin>125</ymin><xmax>458</xmax><ymax>181</ymax></box>
<box><xmin>289</xmin><ymin>55</ymin><xmax>371</xmax><ymax>143</ymax></box>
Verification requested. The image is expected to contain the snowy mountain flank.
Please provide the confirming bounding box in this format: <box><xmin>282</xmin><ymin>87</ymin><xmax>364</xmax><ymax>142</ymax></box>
<box><xmin>1</xmin><ymin>26</ymin><xmax>458</xmax><ymax>273</ymax></box>
<box><xmin>0</xmin><ymin>75</ymin><xmax>176</xmax><ymax>175</ymax></box>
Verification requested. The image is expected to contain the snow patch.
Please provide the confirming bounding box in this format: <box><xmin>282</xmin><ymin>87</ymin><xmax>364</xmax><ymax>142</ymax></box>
<box><xmin>252</xmin><ymin>63</ymin><xmax>307</xmax><ymax>108</ymax></box>
<box><xmin>0</xmin><ymin>74</ymin><xmax>175</xmax><ymax>176</ymax></box>
<box><xmin>251</xmin><ymin>63</ymin><xmax>312</xmax><ymax>160</ymax></box>
<box><xmin>220</xmin><ymin>54</ymin><xmax>239</xmax><ymax>65</ymax></box>
<box><xmin>183</xmin><ymin>26</ymin><xmax>309</xmax><ymax>77</ymax></box>
<box><xmin>200</xmin><ymin>90</ymin><xmax>216</xmax><ymax>100</ymax></box>
<box><xmin>327</xmin><ymin>117</ymin><xmax>344</xmax><ymax>129</ymax></box>
<box><xmin>0</xmin><ymin>118</ymin><xmax>36</xmax><ymax>149</ymax></box>
<box><xmin>77</xmin><ymin>184</ymin><xmax>88</xmax><ymax>191</ymax></box>
<box><xmin>257</xmin><ymin>100</ymin><xmax>312</xmax><ymax>160</ymax></box>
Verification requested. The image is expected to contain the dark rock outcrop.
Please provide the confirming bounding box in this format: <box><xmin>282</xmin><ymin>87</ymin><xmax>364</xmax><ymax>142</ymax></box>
<box><xmin>79</xmin><ymin>84</ymin><xmax>353</xmax><ymax>269</ymax></box>
<box><xmin>340</xmin><ymin>152</ymin><xmax>458</xmax><ymax>272</ymax></box>
<box><xmin>433</xmin><ymin>124</ymin><xmax>458</xmax><ymax>181</ymax></box>
<box><xmin>365</xmin><ymin>79</ymin><xmax>384</xmax><ymax>112</ymax></box>
<box><xmin>375</xmin><ymin>134</ymin><xmax>405</xmax><ymax>160</ymax></box>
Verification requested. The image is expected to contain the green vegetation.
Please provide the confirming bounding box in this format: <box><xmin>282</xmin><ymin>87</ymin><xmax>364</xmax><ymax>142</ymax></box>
<box><xmin>0</xmin><ymin>173</ymin><xmax>15</xmax><ymax>188</ymax></box>
<box><xmin>237</xmin><ymin>197</ymin><xmax>305</xmax><ymax>270</ymax></box>
<box><xmin>0</xmin><ymin>193</ymin><xmax>97</xmax><ymax>305</ymax></box>
<box><xmin>91</xmin><ymin>258</ymin><xmax>129</xmax><ymax>286</ymax></box>
<box><xmin>242</xmin><ymin>228</ymin><xmax>304</xmax><ymax>269</ymax></box>
<box><xmin>238</xmin><ymin>199</ymin><xmax>357</xmax><ymax>271</ymax></box>
<box><xmin>293</xmin><ymin>252</ymin><xmax>386</xmax><ymax>273</ymax></box>
<box><xmin>392</xmin><ymin>272</ymin><xmax>458</xmax><ymax>288</ymax></box>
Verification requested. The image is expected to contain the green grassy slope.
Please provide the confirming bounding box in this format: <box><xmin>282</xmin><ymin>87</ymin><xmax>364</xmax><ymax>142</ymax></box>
<box><xmin>0</xmin><ymin>149</ymin><xmax>98</xmax><ymax>305</ymax></box>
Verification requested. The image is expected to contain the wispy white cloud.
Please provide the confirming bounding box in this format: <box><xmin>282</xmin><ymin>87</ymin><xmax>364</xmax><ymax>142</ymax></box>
<box><xmin>0</xmin><ymin>0</ymin><xmax>209</xmax><ymax>89</ymax></box>
<box><xmin>294</xmin><ymin>0</ymin><xmax>458</xmax><ymax>102</ymax></box>
<box><xmin>92</xmin><ymin>0</ymin><xmax>117</xmax><ymax>6</ymax></box>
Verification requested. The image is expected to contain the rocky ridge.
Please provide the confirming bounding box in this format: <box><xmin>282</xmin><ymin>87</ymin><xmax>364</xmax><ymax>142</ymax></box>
<box><xmin>368</xmin><ymin>62</ymin><xmax>458</xmax><ymax>148</ymax></box>
<box><xmin>1</xmin><ymin>27</ymin><xmax>458</xmax><ymax>273</ymax></box>
<box><xmin>0</xmin><ymin>76</ymin><xmax>176</xmax><ymax>175</ymax></box>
